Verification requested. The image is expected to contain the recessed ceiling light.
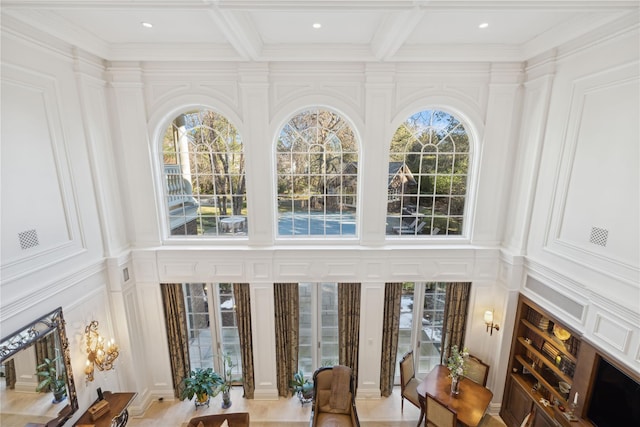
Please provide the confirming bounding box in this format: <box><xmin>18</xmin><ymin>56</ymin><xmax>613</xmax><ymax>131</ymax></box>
<box><xmin>142</xmin><ymin>22</ymin><xmax>153</xmax><ymax>28</ymax></box>
<box><xmin>312</xmin><ymin>23</ymin><xmax>322</xmax><ymax>29</ymax></box>
<box><xmin>478</xmin><ymin>22</ymin><xmax>489</xmax><ymax>29</ymax></box>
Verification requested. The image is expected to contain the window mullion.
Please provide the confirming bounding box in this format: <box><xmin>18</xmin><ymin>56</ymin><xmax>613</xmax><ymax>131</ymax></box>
<box><xmin>312</xmin><ymin>283</ymin><xmax>320</xmax><ymax>371</ymax></box>
<box><xmin>209</xmin><ymin>283</ymin><xmax>223</xmax><ymax>373</ymax></box>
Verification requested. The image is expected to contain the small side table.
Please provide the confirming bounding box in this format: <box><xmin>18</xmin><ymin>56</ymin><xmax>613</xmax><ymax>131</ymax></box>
<box><xmin>74</xmin><ymin>391</ymin><xmax>137</xmax><ymax>427</ymax></box>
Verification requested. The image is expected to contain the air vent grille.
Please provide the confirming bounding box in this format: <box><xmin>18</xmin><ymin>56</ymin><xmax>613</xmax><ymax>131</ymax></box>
<box><xmin>18</xmin><ymin>229</ymin><xmax>39</xmax><ymax>250</ymax></box>
<box><xmin>590</xmin><ymin>227</ymin><xmax>608</xmax><ymax>247</ymax></box>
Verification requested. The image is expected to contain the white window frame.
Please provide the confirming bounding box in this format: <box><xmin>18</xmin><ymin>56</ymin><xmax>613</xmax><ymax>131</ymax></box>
<box><xmin>275</xmin><ymin>108</ymin><xmax>359</xmax><ymax>239</ymax></box>
<box><xmin>298</xmin><ymin>282</ymin><xmax>339</xmax><ymax>379</ymax></box>
<box><xmin>183</xmin><ymin>283</ymin><xmax>242</xmax><ymax>380</ymax></box>
<box><xmin>395</xmin><ymin>282</ymin><xmax>447</xmax><ymax>383</ymax></box>
<box><xmin>387</xmin><ymin>109</ymin><xmax>473</xmax><ymax>238</ymax></box>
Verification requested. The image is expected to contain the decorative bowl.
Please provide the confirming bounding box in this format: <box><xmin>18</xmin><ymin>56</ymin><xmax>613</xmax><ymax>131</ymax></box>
<box><xmin>553</xmin><ymin>325</ymin><xmax>571</xmax><ymax>341</ymax></box>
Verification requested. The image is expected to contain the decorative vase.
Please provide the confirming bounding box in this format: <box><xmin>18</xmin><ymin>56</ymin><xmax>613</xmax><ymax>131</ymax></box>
<box><xmin>52</xmin><ymin>389</ymin><xmax>67</xmax><ymax>404</ymax></box>
<box><xmin>221</xmin><ymin>389</ymin><xmax>232</xmax><ymax>409</ymax></box>
<box><xmin>450</xmin><ymin>376</ymin><xmax>460</xmax><ymax>395</ymax></box>
<box><xmin>194</xmin><ymin>393</ymin><xmax>210</xmax><ymax>409</ymax></box>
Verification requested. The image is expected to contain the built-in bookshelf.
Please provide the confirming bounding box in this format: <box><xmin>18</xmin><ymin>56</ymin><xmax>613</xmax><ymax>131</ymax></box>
<box><xmin>501</xmin><ymin>295</ymin><xmax>583</xmax><ymax>427</ymax></box>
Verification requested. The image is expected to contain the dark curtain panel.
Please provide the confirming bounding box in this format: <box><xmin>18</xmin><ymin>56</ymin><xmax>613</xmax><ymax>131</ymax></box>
<box><xmin>35</xmin><ymin>333</ymin><xmax>56</xmax><ymax>364</ymax></box>
<box><xmin>380</xmin><ymin>282</ymin><xmax>402</xmax><ymax>397</ymax></box>
<box><xmin>160</xmin><ymin>283</ymin><xmax>191</xmax><ymax>399</ymax></box>
<box><xmin>4</xmin><ymin>359</ymin><xmax>16</xmax><ymax>389</ymax></box>
<box><xmin>233</xmin><ymin>283</ymin><xmax>255</xmax><ymax>399</ymax></box>
<box><xmin>274</xmin><ymin>283</ymin><xmax>299</xmax><ymax>397</ymax></box>
<box><xmin>440</xmin><ymin>282</ymin><xmax>472</xmax><ymax>364</ymax></box>
<box><xmin>338</xmin><ymin>282</ymin><xmax>361</xmax><ymax>386</ymax></box>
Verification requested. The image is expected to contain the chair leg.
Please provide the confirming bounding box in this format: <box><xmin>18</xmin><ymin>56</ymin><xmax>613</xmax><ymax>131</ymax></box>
<box><xmin>401</xmin><ymin>396</ymin><xmax>404</xmax><ymax>412</ymax></box>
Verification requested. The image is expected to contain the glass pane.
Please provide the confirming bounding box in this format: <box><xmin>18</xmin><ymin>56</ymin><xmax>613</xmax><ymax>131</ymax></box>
<box><xmin>417</xmin><ymin>283</ymin><xmax>446</xmax><ymax>377</ymax></box>
<box><xmin>387</xmin><ymin>109</ymin><xmax>469</xmax><ymax>238</ymax></box>
<box><xmin>298</xmin><ymin>283</ymin><xmax>313</xmax><ymax>376</ymax></box>
<box><xmin>216</xmin><ymin>283</ymin><xmax>242</xmax><ymax>379</ymax></box>
<box><xmin>276</xmin><ymin>109</ymin><xmax>358</xmax><ymax>237</ymax></box>
<box><xmin>163</xmin><ymin>110</ymin><xmax>246</xmax><ymax>238</ymax></box>
<box><xmin>319</xmin><ymin>283</ymin><xmax>338</xmax><ymax>368</ymax></box>
<box><xmin>396</xmin><ymin>283</ymin><xmax>415</xmax><ymax>381</ymax></box>
<box><xmin>183</xmin><ymin>283</ymin><xmax>213</xmax><ymax>370</ymax></box>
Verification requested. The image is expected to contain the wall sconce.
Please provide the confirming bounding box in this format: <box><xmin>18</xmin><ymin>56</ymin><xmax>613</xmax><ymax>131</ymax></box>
<box><xmin>84</xmin><ymin>320</ymin><xmax>119</xmax><ymax>381</ymax></box>
<box><xmin>484</xmin><ymin>310</ymin><xmax>500</xmax><ymax>336</ymax></box>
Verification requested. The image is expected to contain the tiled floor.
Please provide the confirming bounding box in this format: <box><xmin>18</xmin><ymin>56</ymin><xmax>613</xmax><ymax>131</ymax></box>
<box><xmin>128</xmin><ymin>387</ymin><xmax>506</xmax><ymax>427</ymax></box>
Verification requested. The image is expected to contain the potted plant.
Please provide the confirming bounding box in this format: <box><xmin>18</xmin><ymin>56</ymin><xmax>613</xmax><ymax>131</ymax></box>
<box><xmin>291</xmin><ymin>369</ymin><xmax>314</xmax><ymax>405</ymax></box>
<box><xmin>35</xmin><ymin>356</ymin><xmax>67</xmax><ymax>403</ymax></box>
<box><xmin>180</xmin><ymin>367</ymin><xmax>223</xmax><ymax>408</ymax></box>
<box><xmin>214</xmin><ymin>352</ymin><xmax>236</xmax><ymax>409</ymax></box>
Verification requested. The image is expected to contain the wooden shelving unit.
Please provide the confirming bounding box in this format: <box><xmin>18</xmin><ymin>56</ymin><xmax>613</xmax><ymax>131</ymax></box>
<box><xmin>500</xmin><ymin>295</ymin><xmax>582</xmax><ymax>427</ymax></box>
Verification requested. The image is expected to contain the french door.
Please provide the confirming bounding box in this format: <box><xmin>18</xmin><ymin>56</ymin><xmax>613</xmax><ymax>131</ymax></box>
<box><xmin>298</xmin><ymin>282</ymin><xmax>339</xmax><ymax>379</ymax></box>
<box><xmin>183</xmin><ymin>283</ymin><xmax>242</xmax><ymax>380</ymax></box>
<box><xmin>396</xmin><ymin>282</ymin><xmax>447</xmax><ymax>382</ymax></box>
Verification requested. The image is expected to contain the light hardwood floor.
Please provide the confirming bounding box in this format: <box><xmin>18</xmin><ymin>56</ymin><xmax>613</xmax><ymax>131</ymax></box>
<box><xmin>127</xmin><ymin>387</ymin><xmax>507</xmax><ymax>427</ymax></box>
<box><xmin>1</xmin><ymin>379</ymin><xmax>63</xmax><ymax>426</ymax></box>
<box><xmin>1</xmin><ymin>380</ymin><xmax>507</xmax><ymax>426</ymax></box>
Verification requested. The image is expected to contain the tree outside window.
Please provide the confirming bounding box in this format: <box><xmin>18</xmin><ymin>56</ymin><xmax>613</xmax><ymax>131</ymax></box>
<box><xmin>276</xmin><ymin>109</ymin><xmax>358</xmax><ymax>237</ymax></box>
<box><xmin>387</xmin><ymin>110</ymin><xmax>470</xmax><ymax>237</ymax></box>
<box><xmin>162</xmin><ymin>110</ymin><xmax>246</xmax><ymax>237</ymax></box>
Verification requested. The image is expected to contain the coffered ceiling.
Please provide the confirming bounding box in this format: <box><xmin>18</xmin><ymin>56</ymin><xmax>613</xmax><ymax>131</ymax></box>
<box><xmin>2</xmin><ymin>1</ymin><xmax>638</xmax><ymax>62</ymax></box>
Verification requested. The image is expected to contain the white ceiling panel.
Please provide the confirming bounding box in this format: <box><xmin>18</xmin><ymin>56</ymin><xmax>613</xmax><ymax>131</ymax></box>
<box><xmin>53</xmin><ymin>9</ymin><xmax>228</xmax><ymax>44</ymax></box>
<box><xmin>1</xmin><ymin>1</ymin><xmax>637</xmax><ymax>62</ymax></box>
<box><xmin>249</xmin><ymin>11</ymin><xmax>385</xmax><ymax>44</ymax></box>
<box><xmin>406</xmin><ymin>10</ymin><xmax>582</xmax><ymax>45</ymax></box>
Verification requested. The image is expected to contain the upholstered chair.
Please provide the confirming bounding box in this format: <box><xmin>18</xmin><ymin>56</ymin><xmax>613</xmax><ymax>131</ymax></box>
<box><xmin>186</xmin><ymin>412</ymin><xmax>250</xmax><ymax>427</ymax></box>
<box><xmin>399</xmin><ymin>350</ymin><xmax>421</xmax><ymax>412</ymax></box>
<box><xmin>425</xmin><ymin>394</ymin><xmax>457</xmax><ymax>427</ymax></box>
<box><xmin>310</xmin><ymin>365</ymin><xmax>360</xmax><ymax>427</ymax></box>
<box><xmin>465</xmin><ymin>354</ymin><xmax>490</xmax><ymax>387</ymax></box>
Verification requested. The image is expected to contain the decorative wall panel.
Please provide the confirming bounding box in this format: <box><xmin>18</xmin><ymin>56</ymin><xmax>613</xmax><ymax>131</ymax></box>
<box><xmin>1</xmin><ymin>65</ymin><xmax>82</xmax><ymax>277</ymax></box>
<box><xmin>592</xmin><ymin>311</ymin><xmax>632</xmax><ymax>353</ymax></box>
<box><xmin>277</xmin><ymin>262</ymin><xmax>311</xmax><ymax>277</ymax></box>
<box><xmin>525</xmin><ymin>275</ymin><xmax>585</xmax><ymax>321</ymax></box>
<box><xmin>547</xmin><ymin>63</ymin><xmax>639</xmax><ymax>281</ymax></box>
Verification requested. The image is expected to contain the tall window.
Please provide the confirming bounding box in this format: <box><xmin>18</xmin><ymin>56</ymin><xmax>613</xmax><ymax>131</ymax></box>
<box><xmin>183</xmin><ymin>283</ymin><xmax>242</xmax><ymax>380</ymax></box>
<box><xmin>162</xmin><ymin>110</ymin><xmax>246</xmax><ymax>237</ymax></box>
<box><xmin>276</xmin><ymin>109</ymin><xmax>358</xmax><ymax>237</ymax></box>
<box><xmin>298</xmin><ymin>283</ymin><xmax>339</xmax><ymax>377</ymax></box>
<box><xmin>387</xmin><ymin>110</ymin><xmax>470</xmax><ymax>236</ymax></box>
<box><xmin>396</xmin><ymin>282</ymin><xmax>447</xmax><ymax>381</ymax></box>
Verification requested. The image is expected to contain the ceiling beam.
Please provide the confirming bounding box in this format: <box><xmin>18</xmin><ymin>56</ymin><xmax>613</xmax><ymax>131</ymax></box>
<box><xmin>206</xmin><ymin>7</ymin><xmax>263</xmax><ymax>61</ymax></box>
<box><xmin>370</xmin><ymin>8</ymin><xmax>426</xmax><ymax>61</ymax></box>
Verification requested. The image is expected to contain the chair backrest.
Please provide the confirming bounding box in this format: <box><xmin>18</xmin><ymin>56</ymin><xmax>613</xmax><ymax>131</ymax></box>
<box><xmin>312</xmin><ymin>365</ymin><xmax>356</xmax><ymax>416</ymax></box>
<box><xmin>399</xmin><ymin>350</ymin><xmax>415</xmax><ymax>388</ymax></box>
<box><xmin>425</xmin><ymin>394</ymin><xmax>457</xmax><ymax>427</ymax></box>
<box><xmin>465</xmin><ymin>354</ymin><xmax>489</xmax><ymax>387</ymax></box>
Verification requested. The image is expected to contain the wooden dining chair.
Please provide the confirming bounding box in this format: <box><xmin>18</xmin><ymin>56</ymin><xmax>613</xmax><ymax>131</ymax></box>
<box><xmin>425</xmin><ymin>393</ymin><xmax>457</xmax><ymax>427</ymax></box>
<box><xmin>465</xmin><ymin>354</ymin><xmax>489</xmax><ymax>387</ymax></box>
<box><xmin>399</xmin><ymin>350</ymin><xmax>421</xmax><ymax>412</ymax></box>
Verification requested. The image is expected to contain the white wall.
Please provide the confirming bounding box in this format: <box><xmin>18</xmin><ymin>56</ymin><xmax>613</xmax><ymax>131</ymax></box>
<box><xmin>520</xmin><ymin>14</ymin><xmax>639</xmax><ymax>374</ymax></box>
<box><xmin>1</xmin><ymin>11</ymin><xmax>638</xmax><ymax>423</ymax></box>
<box><xmin>0</xmin><ymin>21</ymin><xmax>133</xmax><ymax>425</ymax></box>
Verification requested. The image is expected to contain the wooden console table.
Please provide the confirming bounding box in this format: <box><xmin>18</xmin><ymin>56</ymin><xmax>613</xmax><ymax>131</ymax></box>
<box><xmin>74</xmin><ymin>391</ymin><xmax>136</xmax><ymax>427</ymax></box>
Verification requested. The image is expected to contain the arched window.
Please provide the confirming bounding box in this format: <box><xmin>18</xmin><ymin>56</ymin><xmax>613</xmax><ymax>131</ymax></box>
<box><xmin>387</xmin><ymin>110</ymin><xmax>470</xmax><ymax>237</ymax></box>
<box><xmin>276</xmin><ymin>108</ymin><xmax>358</xmax><ymax>237</ymax></box>
<box><xmin>161</xmin><ymin>109</ymin><xmax>246</xmax><ymax>237</ymax></box>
